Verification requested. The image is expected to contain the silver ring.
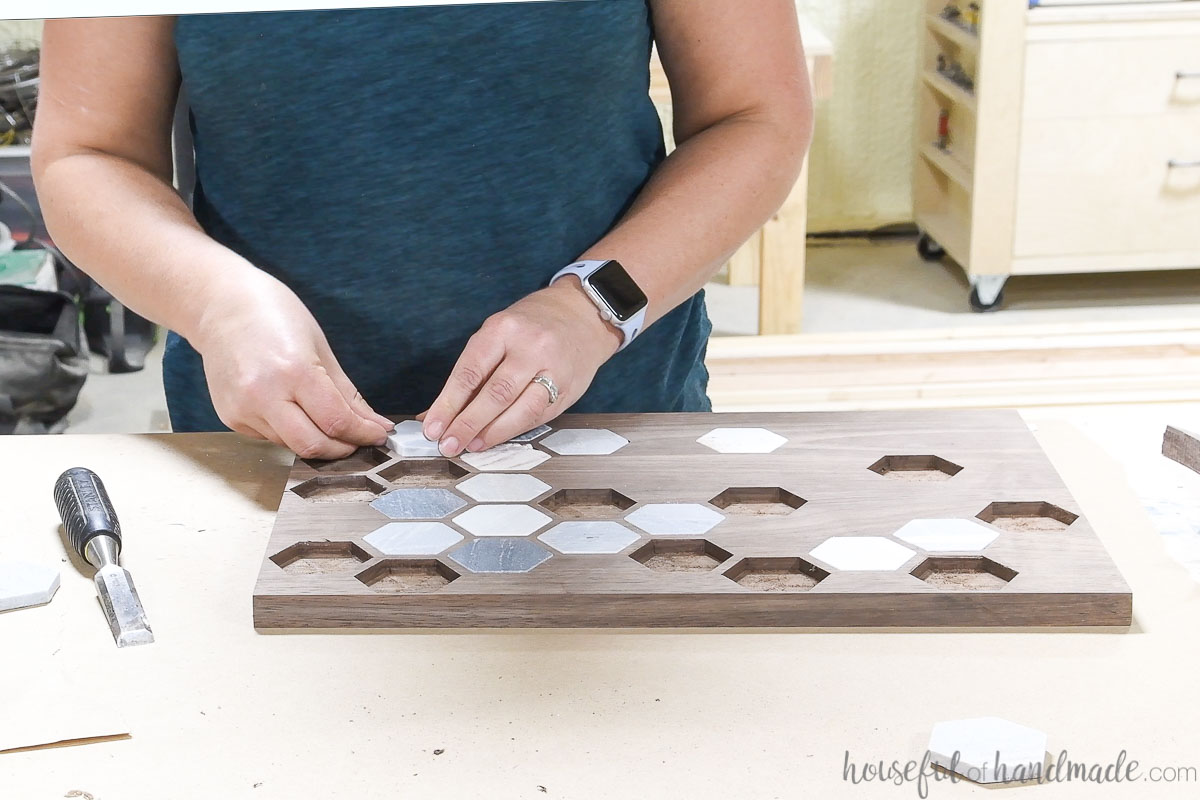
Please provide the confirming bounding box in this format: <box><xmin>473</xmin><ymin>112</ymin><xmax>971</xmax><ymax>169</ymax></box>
<box><xmin>531</xmin><ymin>374</ymin><xmax>559</xmax><ymax>405</ymax></box>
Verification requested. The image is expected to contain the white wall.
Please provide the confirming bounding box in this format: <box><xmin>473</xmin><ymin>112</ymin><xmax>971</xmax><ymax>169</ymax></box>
<box><xmin>0</xmin><ymin>19</ymin><xmax>41</xmax><ymax>46</ymax></box>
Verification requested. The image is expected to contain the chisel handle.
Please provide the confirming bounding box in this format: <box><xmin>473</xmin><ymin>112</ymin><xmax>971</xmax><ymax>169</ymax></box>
<box><xmin>53</xmin><ymin>467</ymin><xmax>122</xmax><ymax>559</ymax></box>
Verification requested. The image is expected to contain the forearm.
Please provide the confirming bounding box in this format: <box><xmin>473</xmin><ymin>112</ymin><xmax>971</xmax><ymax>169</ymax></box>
<box><xmin>34</xmin><ymin>151</ymin><xmax>258</xmax><ymax>344</ymax></box>
<box><xmin>580</xmin><ymin>109</ymin><xmax>811</xmax><ymax>325</ymax></box>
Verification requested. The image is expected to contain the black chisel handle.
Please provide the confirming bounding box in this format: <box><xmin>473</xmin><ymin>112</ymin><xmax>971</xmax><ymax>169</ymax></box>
<box><xmin>53</xmin><ymin>467</ymin><xmax>122</xmax><ymax>559</ymax></box>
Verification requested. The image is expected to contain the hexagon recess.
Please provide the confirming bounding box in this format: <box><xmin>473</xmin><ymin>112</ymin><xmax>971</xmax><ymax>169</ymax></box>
<box><xmin>356</xmin><ymin>559</ymin><xmax>460</xmax><ymax>593</ymax></box>
<box><xmin>460</xmin><ymin>443</ymin><xmax>550</xmax><ymax>472</ymax></box>
<box><xmin>541</xmin><ymin>428</ymin><xmax>629</xmax><ymax>456</ymax></box>
<box><xmin>913</xmin><ymin>557</ymin><xmax>1017</xmax><ymax>591</ymax></box>
<box><xmin>376</xmin><ymin>459</ymin><xmax>467</xmax><ymax>488</ymax></box>
<box><xmin>697</xmin><ymin>427</ymin><xmax>788</xmax><ymax>454</ymax></box>
<box><xmin>369</xmin><ymin>488</ymin><xmax>467</xmax><ymax>520</ymax></box>
<box><xmin>448</xmin><ymin>538</ymin><xmax>553</xmax><ymax>573</ymax></box>
<box><xmin>540</xmin><ymin>488</ymin><xmax>635</xmax><ymax>519</ymax></box>
<box><xmin>454</xmin><ymin>504</ymin><xmax>552</xmax><ymax>536</ymax></box>
<box><xmin>539</xmin><ymin>521</ymin><xmax>641</xmax><ymax>554</ymax></box>
<box><xmin>893</xmin><ymin>519</ymin><xmax>999</xmax><ymax>552</ymax></box>
<box><xmin>364</xmin><ymin>522</ymin><xmax>464</xmax><ymax>556</ymax></box>
<box><xmin>626</xmin><ymin>503</ymin><xmax>724</xmax><ymax>536</ymax></box>
<box><xmin>976</xmin><ymin>502</ymin><xmax>1079</xmax><ymax>532</ymax></box>
<box><xmin>631</xmin><ymin>539</ymin><xmax>733</xmax><ymax>573</ymax></box>
<box><xmin>270</xmin><ymin>541</ymin><xmax>371</xmax><ymax>575</ymax></box>
<box><xmin>809</xmin><ymin>537</ymin><xmax>915</xmax><ymax>571</ymax></box>
<box><xmin>457</xmin><ymin>473</ymin><xmax>551</xmax><ymax>503</ymax></box>
<box><xmin>708</xmin><ymin>487</ymin><xmax>806</xmax><ymax>516</ymax></box>
<box><xmin>724</xmin><ymin>557</ymin><xmax>829</xmax><ymax>592</ymax></box>
<box><xmin>868</xmin><ymin>455</ymin><xmax>963</xmax><ymax>481</ymax></box>
<box><xmin>302</xmin><ymin>447</ymin><xmax>390</xmax><ymax>473</ymax></box>
<box><xmin>291</xmin><ymin>475</ymin><xmax>385</xmax><ymax>503</ymax></box>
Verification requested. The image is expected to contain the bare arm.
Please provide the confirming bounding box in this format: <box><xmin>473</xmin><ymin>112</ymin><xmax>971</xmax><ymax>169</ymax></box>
<box><xmin>33</xmin><ymin>18</ymin><xmax>390</xmax><ymax>456</ymax></box>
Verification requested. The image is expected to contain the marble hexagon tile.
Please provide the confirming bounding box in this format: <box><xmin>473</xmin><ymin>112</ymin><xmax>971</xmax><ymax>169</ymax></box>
<box><xmin>539</xmin><ymin>521</ymin><xmax>641</xmax><ymax>554</ymax></box>
<box><xmin>928</xmin><ymin>717</ymin><xmax>1048</xmax><ymax>784</ymax></box>
<box><xmin>0</xmin><ymin>562</ymin><xmax>61</xmax><ymax>612</ymax></box>
<box><xmin>893</xmin><ymin>519</ymin><xmax>1000</xmax><ymax>552</ymax></box>
<box><xmin>364</xmin><ymin>522</ymin><xmax>464</xmax><ymax>556</ymax></box>
<box><xmin>454</xmin><ymin>504</ymin><xmax>552</xmax><ymax>537</ymax></box>
<box><xmin>386</xmin><ymin>420</ymin><xmax>442</xmax><ymax>458</ymax></box>
<box><xmin>460</xmin><ymin>443</ymin><xmax>550</xmax><ymax>472</ymax></box>
<box><xmin>369</xmin><ymin>488</ymin><xmax>467</xmax><ymax>519</ymax></box>
<box><xmin>697</xmin><ymin>427</ymin><xmax>788</xmax><ymax>454</ymax></box>
<box><xmin>456</xmin><ymin>473</ymin><xmax>551</xmax><ymax>503</ymax></box>
<box><xmin>448</xmin><ymin>538</ymin><xmax>553</xmax><ymax>573</ymax></box>
<box><xmin>626</xmin><ymin>503</ymin><xmax>724</xmax><ymax>536</ymax></box>
<box><xmin>541</xmin><ymin>428</ymin><xmax>629</xmax><ymax>456</ymax></box>
<box><xmin>808</xmin><ymin>537</ymin><xmax>916</xmax><ymax>571</ymax></box>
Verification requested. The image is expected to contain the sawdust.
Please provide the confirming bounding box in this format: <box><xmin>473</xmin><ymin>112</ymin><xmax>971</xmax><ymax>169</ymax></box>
<box><xmin>368</xmin><ymin>570</ymin><xmax>450</xmax><ymax>593</ymax></box>
<box><xmin>548</xmin><ymin>503</ymin><xmax>625</xmax><ymax>520</ymax></box>
<box><xmin>642</xmin><ymin>553</ymin><xmax>721</xmax><ymax>573</ymax></box>
<box><xmin>986</xmin><ymin>516</ymin><xmax>1069</xmax><ymax>533</ymax></box>
<box><xmin>283</xmin><ymin>557</ymin><xmax>364</xmax><ymax>576</ymax></box>
<box><xmin>877</xmin><ymin>469</ymin><xmax>954</xmax><ymax>482</ymax></box>
<box><xmin>921</xmin><ymin>568</ymin><xmax>1009</xmax><ymax>591</ymax></box>
<box><xmin>736</xmin><ymin>571</ymin><xmax>821</xmax><ymax>591</ymax></box>
<box><xmin>719</xmin><ymin>502</ymin><xmax>798</xmax><ymax>517</ymax></box>
<box><xmin>304</xmin><ymin>489</ymin><xmax>380</xmax><ymax>504</ymax></box>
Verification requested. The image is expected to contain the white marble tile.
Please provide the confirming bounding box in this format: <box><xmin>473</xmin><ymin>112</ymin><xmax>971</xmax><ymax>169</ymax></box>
<box><xmin>539</xmin><ymin>521</ymin><xmax>641</xmax><ymax>554</ymax></box>
<box><xmin>808</xmin><ymin>537</ymin><xmax>915</xmax><ymax>571</ymax></box>
<box><xmin>928</xmin><ymin>717</ymin><xmax>1048</xmax><ymax>784</ymax></box>
<box><xmin>541</xmin><ymin>428</ymin><xmax>629</xmax><ymax>456</ymax></box>
<box><xmin>454</xmin><ymin>504</ymin><xmax>552</xmax><ymax>536</ymax></box>
<box><xmin>460</xmin><ymin>443</ymin><xmax>550</xmax><ymax>472</ymax></box>
<box><xmin>0</xmin><ymin>562</ymin><xmax>61</xmax><ymax>612</ymax></box>
<box><xmin>625</xmin><ymin>503</ymin><xmax>724</xmax><ymax>535</ymax></box>
<box><xmin>386</xmin><ymin>420</ymin><xmax>443</xmax><ymax>457</ymax></box>
<box><xmin>509</xmin><ymin>424</ymin><xmax>552</xmax><ymax>443</ymax></box>
<box><xmin>369</xmin><ymin>488</ymin><xmax>466</xmax><ymax>519</ymax></box>
<box><xmin>893</xmin><ymin>519</ymin><xmax>999</xmax><ymax>552</ymax></box>
<box><xmin>457</xmin><ymin>473</ymin><xmax>551</xmax><ymax>502</ymax></box>
<box><xmin>697</xmin><ymin>427</ymin><xmax>788</xmax><ymax>454</ymax></box>
<box><xmin>364</xmin><ymin>522</ymin><xmax>463</xmax><ymax>556</ymax></box>
<box><xmin>447</xmin><ymin>538</ymin><xmax>553</xmax><ymax>573</ymax></box>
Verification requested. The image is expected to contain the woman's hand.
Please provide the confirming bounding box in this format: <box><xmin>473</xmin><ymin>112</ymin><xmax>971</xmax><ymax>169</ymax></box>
<box><xmin>192</xmin><ymin>270</ymin><xmax>393</xmax><ymax>459</ymax></box>
<box><xmin>421</xmin><ymin>279</ymin><xmax>622</xmax><ymax>456</ymax></box>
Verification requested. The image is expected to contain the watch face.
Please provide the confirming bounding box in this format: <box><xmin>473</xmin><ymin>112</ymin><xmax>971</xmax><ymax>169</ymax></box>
<box><xmin>589</xmin><ymin>260</ymin><xmax>648</xmax><ymax>323</ymax></box>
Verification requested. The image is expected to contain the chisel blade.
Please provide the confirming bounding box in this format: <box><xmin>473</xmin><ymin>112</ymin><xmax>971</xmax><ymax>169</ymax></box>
<box><xmin>93</xmin><ymin>565</ymin><xmax>154</xmax><ymax>648</ymax></box>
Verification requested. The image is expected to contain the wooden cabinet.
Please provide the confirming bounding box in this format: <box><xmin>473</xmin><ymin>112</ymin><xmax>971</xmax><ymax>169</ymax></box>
<box><xmin>914</xmin><ymin>1</ymin><xmax>1200</xmax><ymax>311</ymax></box>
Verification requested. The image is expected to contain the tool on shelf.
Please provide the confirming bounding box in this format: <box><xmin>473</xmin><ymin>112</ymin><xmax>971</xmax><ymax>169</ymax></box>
<box><xmin>52</xmin><ymin>467</ymin><xmax>155</xmax><ymax>648</ymax></box>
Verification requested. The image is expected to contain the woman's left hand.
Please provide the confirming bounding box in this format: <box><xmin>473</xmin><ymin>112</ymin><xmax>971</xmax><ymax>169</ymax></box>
<box><xmin>420</xmin><ymin>280</ymin><xmax>623</xmax><ymax>456</ymax></box>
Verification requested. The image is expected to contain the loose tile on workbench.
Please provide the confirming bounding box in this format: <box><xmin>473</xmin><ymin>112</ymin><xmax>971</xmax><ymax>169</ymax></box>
<box><xmin>0</xmin><ymin>562</ymin><xmax>61</xmax><ymax>613</ymax></box>
<box><xmin>369</xmin><ymin>488</ymin><xmax>467</xmax><ymax>519</ymax></box>
<box><xmin>509</xmin><ymin>424</ymin><xmax>552</xmax><ymax>443</ymax></box>
<box><xmin>454</xmin><ymin>504</ymin><xmax>552</xmax><ymax>536</ymax></box>
<box><xmin>809</xmin><ymin>537</ymin><xmax>915</xmax><ymax>571</ymax></box>
<box><xmin>928</xmin><ymin>717</ymin><xmax>1048</xmax><ymax>784</ymax></box>
<box><xmin>539</xmin><ymin>521</ymin><xmax>640</xmax><ymax>554</ymax></box>
<box><xmin>893</xmin><ymin>519</ymin><xmax>999</xmax><ymax>552</ymax></box>
<box><xmin>447</xmin><ymin>538</ymin><xmax>553</xmax><ymax>573</ymax></box>
<box><xmin>541</xmin><ymin>428</ymin><xmax>629</xmax><ymax>456</ymax></box>
<box><xmin>697</xmin><ymin>427</ymin><xmax>788</xmax><ymax>454</ymax></box>
<box><xmin>626</xmin><ymin>503</ymin><xmax>724</xmax><ymax>535</ymax></box>
<box><xmin>457</xmin><ymin>473</ymin><xmax>551</xmax><ymax>503</ymax></box>
<box><xmin>460</xmin><ymin>443</ymin><xmax>550</xmax><ymax>472</ymax></box>
<box><xmin>364</xmin><ymin>522</ymin><xmax>463</xmax><ymax>556</ymax></box>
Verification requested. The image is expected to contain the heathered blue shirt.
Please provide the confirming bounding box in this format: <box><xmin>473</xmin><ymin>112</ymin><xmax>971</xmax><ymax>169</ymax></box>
<box><xmin>167</xmin><ymin>2</ymin><xmax>711</xmax><ymax>431</ymax></box>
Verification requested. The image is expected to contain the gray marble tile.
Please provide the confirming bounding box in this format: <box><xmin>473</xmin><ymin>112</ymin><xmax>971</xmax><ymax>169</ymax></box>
<box><xmin>369</xmin><ymin>488</ymin><xmax>467</xmax><ymax>519</ymax></box>
<box><xmin>454</xmin><ymin>504</ymin><xmax>551</xmax><ymax>536</ymax></box>
<box><xmin>809</xmin><ymin>536</ymin><xmax>915</xmax><ymax>571</ymax></box>
<box><xmin>539</xmin><ymin>521</ymin><xmax>641</xmax><ymax>554</ymax></box>
<box><xmin>697</xmin><ymin>427</ymin><xmax>788</xmax><ymax>454</ymax></box>
<box><xmin>893</xmin><ymin>519</ymin><xmax>998</xmax><ymax>552</ymax></box>
<box><xmin>364</xmin><ymin>522</ymin><xmax>463</xmax><ymax>556</ymax></box>
<box><xmin>509</xmin><ymin>424</ymin><xmax>552</xmax><ymax>443</ymax></box>
<box><xmin>457</xmin><ymin>473</ymin><xmax>551</xmax><ymax>502</ymax></box>
<box><xmin>447</xmin><ymin>538</ymin><xmax>552</xmax><ymax>573</ymax></box>
<box><xmin>0</xmin><ymin>562</ymin><xmax>61</xmax><ymax>612</ymax></box>
<box><xmin>625</xmin><ymin>503</ymin><xmax>724</xmax><ymax>535</ymax></box>
<box><xmin>460</xmin><ymin>443</ymin><xmax>550</xmax><ymax>472</ymax></box>
<box><xmin>541</xmin><ymin>428</ymin><xmax>629</xmax><ymax>456</ymax></box>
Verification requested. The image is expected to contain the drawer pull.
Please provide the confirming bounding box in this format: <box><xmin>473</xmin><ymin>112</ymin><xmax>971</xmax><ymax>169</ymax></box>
<box><xmin>1178</xmin><ymin>71</ymin><xmax>1200</xmax><ymax>80</ymax></box>
<box><xmin>1168</xmin><ymin>159</ymin><xmax>1200</xmax><ymax>169</ymax></box>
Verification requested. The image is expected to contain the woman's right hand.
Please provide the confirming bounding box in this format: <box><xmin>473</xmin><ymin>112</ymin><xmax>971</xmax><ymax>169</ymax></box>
<box><xmin>191</xmin><ymin>269</ymin><xmax>393</xmax><ymax>459</ymax></box>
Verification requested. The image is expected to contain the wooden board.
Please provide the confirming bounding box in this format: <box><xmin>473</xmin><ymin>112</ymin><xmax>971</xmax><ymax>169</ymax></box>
<box><xmin>1163</xmin><ymin>425</ymin><xmax>1200</xmax><ymax>476</ymax></box>
<box><xmin>252</xmin><ymin>410</ymin><xmax>1131</xmax><ymax>629</ymax></box>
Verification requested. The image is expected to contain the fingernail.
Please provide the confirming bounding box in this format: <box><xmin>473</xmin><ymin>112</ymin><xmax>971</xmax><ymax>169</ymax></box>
<box><xmin>425</xmin><ymin>420</ymin><xmax>444</xmax><ymax>440</ymax></box>
<box><xmin>440</xmin><ymin>436</ymin><xmax>460</xmax><ymax>457</ymax></box>
<box><xmin>467</xmin><ymin>438</ymin><xmax>485</xmax><ymax>452</ymax></box>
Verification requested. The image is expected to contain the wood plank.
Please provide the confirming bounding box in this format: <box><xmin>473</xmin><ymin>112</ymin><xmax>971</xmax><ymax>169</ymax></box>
<box><xmin>1163</xmin><ymin>425</ymin><xmax>1200</xmax><ymax>475</ymax></box>
<box><xmin>758</xmin><ymin>155</ymin><xmax>809</xmax><ymax>334</ymax></box>
<box><xmin>253</xmin><ymin>410</ymin><xmax>1131</xmax><ymax>629</ymax></box>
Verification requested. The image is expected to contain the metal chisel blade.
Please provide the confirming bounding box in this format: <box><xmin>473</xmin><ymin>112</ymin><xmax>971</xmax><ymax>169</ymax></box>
<box><xmin>93</xmin><ymin>565</ymin><xmax>154</xmax><ymax>648</ymax></box>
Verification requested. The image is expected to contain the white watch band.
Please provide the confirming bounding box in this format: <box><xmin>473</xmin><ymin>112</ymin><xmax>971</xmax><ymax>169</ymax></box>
<box><xmin>550</xmin><ymin>260</ymin><xmax>647</xmax><ymax>352</ymax></box>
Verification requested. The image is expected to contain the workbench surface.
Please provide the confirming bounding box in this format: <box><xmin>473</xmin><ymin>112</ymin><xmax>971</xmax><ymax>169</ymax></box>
<box><xmin>2</xmin><ymin>420</ymin><xmax>1197</xmax><ymax>799</ymax></box>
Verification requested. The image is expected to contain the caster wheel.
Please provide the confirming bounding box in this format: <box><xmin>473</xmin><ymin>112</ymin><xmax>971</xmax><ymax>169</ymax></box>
<box><xmin>969</xmin><ymin>286</ymin><xmax>1005</xmax><ymax>313</ymax></box>
<box><xmin>917</xmin><ymin>233</ymin><xmax>945</xmax><ymax>261</ymax></box>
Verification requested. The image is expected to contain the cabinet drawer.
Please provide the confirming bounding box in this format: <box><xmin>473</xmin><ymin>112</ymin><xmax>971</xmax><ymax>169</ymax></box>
<box><xmin>1023</xmin><ymin>35</ymin><xmax>1200</xmax><ymax>119</ymax></box>
<box><xmin>1014</xmin><ymin>114</ymin><xmax>1200</xmax><ymax>258</ymax></box>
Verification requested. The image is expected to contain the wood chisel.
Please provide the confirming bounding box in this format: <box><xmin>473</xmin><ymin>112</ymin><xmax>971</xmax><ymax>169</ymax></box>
<box><xmin>52</xmin><ymin>467</ymin><xmax>154</xmax><ymax>648</ymax></box>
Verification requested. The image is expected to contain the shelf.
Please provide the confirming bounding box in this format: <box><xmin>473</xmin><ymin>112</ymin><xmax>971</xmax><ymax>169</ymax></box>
<box><xmin>915</xmin><ymin>208</ymin><xmax>970</xmax><ymax>264</ymax></box>
<box><xmin>921</xmin><ymin>70</ymin><xmax>978</xmax><ymax>113</ymax></box>
<box><xmin>925</xmin><ymin>13</ymin><xmax>980</xmax><ymax>54</ymax></box>
<box><xmin>920</xmin><ymin>144</ymin><xmax>974</xmax><ymax>193</ymax></box>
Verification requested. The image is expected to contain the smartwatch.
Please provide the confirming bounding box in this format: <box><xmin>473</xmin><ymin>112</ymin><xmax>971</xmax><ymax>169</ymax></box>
<box><xmin>550</xmin><ymin>259</ymin><xmax>648</xmax><ymax>352</ymax></box>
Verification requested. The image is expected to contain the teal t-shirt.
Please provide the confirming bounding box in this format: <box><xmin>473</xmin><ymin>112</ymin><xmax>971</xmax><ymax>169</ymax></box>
<box><xmin>167</xmin><ymin>2</ymin><xmax>711</xmax><ymax>431</ymax></box>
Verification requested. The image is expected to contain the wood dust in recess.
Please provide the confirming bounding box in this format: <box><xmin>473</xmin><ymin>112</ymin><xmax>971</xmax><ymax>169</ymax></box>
<box><xmin>987</xmin><ymin>517</ymin><xmax>1069</xmax><ymax>532</ymax></box>
<box><xmin>369</xmin><ymin>572</ymin><xmax>449</xmax><ymax>593</ymax></box>
<box><xmin>736</xmin><ymin>571</ymin><xmax>820</xmax><ymax>591</ymax></box>
<box><xmin>306</xmin><ymin>489</ymin><xmax>380</xmax><ymax>504</ymax></box>
<box><xmin>549</xmin><ymin>504</ymin><xmax>625</xmax><ymax>519</ymax></box>
<box><xmin>922</xmin><ymin>569</ymin><xmax>1008</xmax><ymax>590</ymax></box>
<box><xmin>642</xmin><ymin>553</ymin><xmax>721</xmax><ymax>572</ymax></box>
<box><xmin>720</xmin><ymin>502</ymin><xmax>797</xmax><ymax>516</ymax></box>
<box><xmin>878</xmin><ymin>470</ymin><xmax>954</xmax><ymax>482</ymax></box>
<box><xmin>283</xmin><ymin>557</ymin><xmax>364</xmax><ymax>576</ymax></box>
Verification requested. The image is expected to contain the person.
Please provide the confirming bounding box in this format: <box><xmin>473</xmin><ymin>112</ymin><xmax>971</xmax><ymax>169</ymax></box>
<box><xmin>32</xmin><ymin>2</ymin><xmax>812</xmax><ymax>459</ymax></box>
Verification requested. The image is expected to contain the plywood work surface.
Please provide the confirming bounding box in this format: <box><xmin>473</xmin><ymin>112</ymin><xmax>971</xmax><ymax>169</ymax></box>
<box><xmin>254</xmin><ymin>411</ymin><xmax>1130</xmax><ymax>629</ymax></box>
